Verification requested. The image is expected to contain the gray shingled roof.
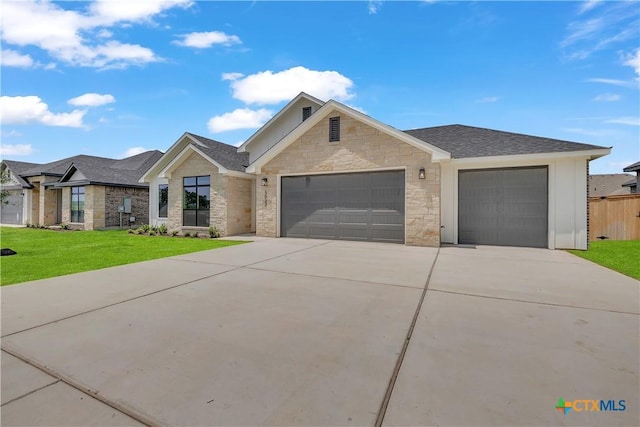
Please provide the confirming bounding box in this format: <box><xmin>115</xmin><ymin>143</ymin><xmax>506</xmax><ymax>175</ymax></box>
<box><xmin>623</xmin><ymin>160</ymin><xmax>640</xmax><ymax>172</ymax></box>
<box><xmin>1</xmin><ymin>160</ymin><xmax>41</xmax><ymax>188</ymax></box>
<box><xmin>56</xmin><ymin>151</ymin><xmax>163</xmax><ymax>188</ymax></box>
<box><xmin>588</xmin><ymin>174</ymin><xmax>633</xmax><ymax>197</ymax></box>
<box><xmin>186</xmin><ymin>133</ymin><xmax>249</xmax><ymax>172</ymax></box>
<box><xmin>403</xmin><ymin>124</ymin><xmax>608</xmax><ymax>159</ymax></box>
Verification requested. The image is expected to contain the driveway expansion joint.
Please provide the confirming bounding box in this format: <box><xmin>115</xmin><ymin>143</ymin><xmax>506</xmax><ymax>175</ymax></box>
<box><xmin>429</xmin><ymin>288</ymin><xmax>640</xmax><ymax>315</ymax></box>
<box><xmin>374</xmin><ymin>247</ymin><xmax>440</xmax><ymax>427</ymax></box>
<box><xmin>0</xmin><ymin>379</ymin><xmax>59</xmax><ymax>408</ymax></box>
<box><xmin>1</xmin><ymin>346</ymin><xmax>157</xmax><ymax>426</ymax></box>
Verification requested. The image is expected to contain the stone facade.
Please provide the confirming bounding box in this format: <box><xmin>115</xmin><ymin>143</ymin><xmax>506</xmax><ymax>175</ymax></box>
<box><xmin>257</xmin><ymin>110</ymin><xmax>441</xmax><ymax>246</ymax></box>
<box><xmin>167</xmin><ymin>151</ymin><xmax>253</xmax><ymax>236</ymax></box>
<box><xmin>84</xmin><ymin>185</ymin><xmax>105</xmax><ymax>230</ymax></box>
<box><xmin>61</xmin><ymin>187</ymin><xmax>71</xmax><ymax>224</ymax></box>
<box><xmin>104</xmin><ymin>186</ymin><xmax>149</xmax><ymax>228</ymax></box>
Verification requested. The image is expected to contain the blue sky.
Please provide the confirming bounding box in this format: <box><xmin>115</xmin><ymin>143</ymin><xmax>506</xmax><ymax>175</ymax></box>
<box><xmin>1</xmin><ymin>0</ymin><xmax>638</xmax><ymax>174</ymax></box>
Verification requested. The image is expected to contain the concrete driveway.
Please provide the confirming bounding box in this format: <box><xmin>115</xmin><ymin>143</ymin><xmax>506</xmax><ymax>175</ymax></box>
<box><xmin>1</xmin><ymin>239</ymin><xmax>638</xmax><ymax>426</ymax></box>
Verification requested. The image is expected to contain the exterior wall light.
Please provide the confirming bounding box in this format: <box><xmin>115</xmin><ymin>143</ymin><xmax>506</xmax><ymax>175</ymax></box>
<box><xmin>418</xmin><ymin>168</ymin><xmax>426</xmax><ymax>180</ymax></box>
<box><xmin>261</xmin><ymin>177</ymin><xmax>268</xmax><ymax>186</ymax></box>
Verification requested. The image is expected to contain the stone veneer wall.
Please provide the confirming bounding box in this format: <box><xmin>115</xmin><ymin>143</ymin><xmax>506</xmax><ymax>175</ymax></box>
<box><xmin>226</xmin><ymin>176</ymin><xmax>252</xmax><ymax>235</ymax></box>
<box><xmin>104</xmin><ymin>186</ymin><xmax>150</xmax><ymax>228</ymax></box>
<box><xmin>84</xmin><ymin>185</ymin><xmax>105</xmax><ymax>230</ymax></box>
<box><xmin>257</xmin><ymin>110</ymin><xmax>441</xmax><ymax>247</ymax></box>
<box><xmin>61</xmin><ymin>187</ymin><xmax>71</xmax><ymax>224</ymax></box>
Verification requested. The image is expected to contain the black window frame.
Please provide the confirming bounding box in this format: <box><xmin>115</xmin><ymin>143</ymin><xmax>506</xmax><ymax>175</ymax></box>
<box><xmin>302</xmin><ymin>106</ymin><xmax>312</xmax><ymax>121</ymax></box>
<box><xmin>158</xmin><ymin>184</ymin><xmax>168</xmax><ymax>218</ymax></box>
<box><xmin>329</xmin><ymin>116</ymin><xmax>340</xmax><ymax>142</ymax></box>
<box><xmin>182</xmin><ymin>176</ymin><xmax>210</xmax><ymax>227</ymax></box>
<box><xmin>70</xmin><ymin>186</ymin><xmax>85</xmax><ymax>223</ymax></box>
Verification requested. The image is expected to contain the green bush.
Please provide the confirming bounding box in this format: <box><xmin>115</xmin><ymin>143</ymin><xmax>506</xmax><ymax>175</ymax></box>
<box><xmin>208</xmin><ymin>226</ymin><xmax>221</xmax><ymax>238</ymax></box>
<box><xmin>139</xmin><ymin>224</ymin><xmax>150</xmax><ymax>233</ymax></box>
<box><xmin>158</xmin><ymin>224</ymin><xmax>168</xmax><ymax>235</ymax></box>
<box><xmin>171</xmin><ymin>230</ymin><xmax>178</xmax><ymax>237</ymax></box>
<box><xmin>61</xmin><ymin>223</ymin><xmax>70</xmax><ymax>230</ymax></box>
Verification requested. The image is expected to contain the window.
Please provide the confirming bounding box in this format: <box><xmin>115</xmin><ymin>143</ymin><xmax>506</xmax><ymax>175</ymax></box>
<box><xmin>70</xmin><ymin>186</ymin><xmax>84</xmax><ymax>223</ymax></box>
<box><xmin>183</xmin><ymin>176</ymin><xmax>210</xmax><ymax>227</ymax></box>
<box><xmin>302</xmin><ymin>106</ymin><xmax>312</xmax><ymax>121</ymax></box>
<box><xmin>329</xmin><ymin>116</ymin><xmax>340</xmax><ymax>142</ymax></box>
<box><xmin>158</xmin><ymin>184</ymin><xmax>168</xmax><ymax>218</ymax></box>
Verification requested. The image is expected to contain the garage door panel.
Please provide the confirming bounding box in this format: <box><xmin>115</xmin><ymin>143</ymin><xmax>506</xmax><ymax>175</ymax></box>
<box><xmin>459</xmin><ymin>167</ymin><xmax>547</xmax><ymax>248</ymax></box>
<box><xmin>1</xmin><ymin>191</ymin><xmax>23</xmax><ymax>225</ymax></box>
<box><xmin>281</xmin><ymin>171</ymin><xmax>405</xmax><ymax>244</ymax></box>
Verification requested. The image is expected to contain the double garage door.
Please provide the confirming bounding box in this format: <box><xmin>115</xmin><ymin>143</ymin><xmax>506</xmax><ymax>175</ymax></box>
<box><xmin>458</xmin><ymin>166</ymin><xmax>548</xmax><ymax>248</ymax></box>
<box><xmin>281</xmin><ymin>170</ymin><xmax>405</xmax><ymax>243</ymax></box>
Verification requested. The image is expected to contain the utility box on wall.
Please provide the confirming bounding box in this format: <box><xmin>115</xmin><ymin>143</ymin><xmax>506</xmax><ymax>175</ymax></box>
<box><xmin>123</xmin><ymin>197</ymin><xmax>132</xmax><ymax>214</ymax></box>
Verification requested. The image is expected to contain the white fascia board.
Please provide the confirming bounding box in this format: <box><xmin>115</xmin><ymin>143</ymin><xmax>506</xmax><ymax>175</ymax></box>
<box><xmin>247</xmin><ymin>100</ymin><xmax>451</xmax><ymax>174</ymax></box>
<box><xmin>447</xmin><ymin>148</ymin><xmax>611</xmax><ymax>166</ymax></box>
<box><xmin>237</xmin><ymin>92</ymin><xmax>325</xmax><ymax>153</ymax></box>
<box><xmin>139</xmin><ymin>132</ymin><xmax>191</xmax><ymax>183</ymax></box>
<box><xmin>159</xmin><ymin>144</ymin><xmax>229</xmax><ymax>178</ymax></box>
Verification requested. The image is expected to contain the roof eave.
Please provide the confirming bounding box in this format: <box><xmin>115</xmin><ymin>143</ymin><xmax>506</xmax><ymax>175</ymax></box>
<box><xmin>447</xmin><ymin>148</ymin><xmax>612</xmax><ymax>164</ymax></box>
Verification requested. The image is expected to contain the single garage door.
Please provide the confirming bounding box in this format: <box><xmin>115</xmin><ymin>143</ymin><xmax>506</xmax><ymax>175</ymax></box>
<box><xmin>458</xmin><ymin>167</ymin><xmax>548</xmax><ymax>248</ymax></box>
<box><xmin>1</xmin><ymin>190</ymin><xmax>24</xmax><ymax>225</ymax></box>
<box><xmin>281</xmin><ymin>170</ymin><xmax>405</xmax><ymax>243</ymax></box>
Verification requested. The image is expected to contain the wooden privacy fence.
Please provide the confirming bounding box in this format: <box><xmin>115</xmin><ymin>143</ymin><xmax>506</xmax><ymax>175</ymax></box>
<box><xmin>589</xmin><ymin>194</ymin><xmax>640</xmax><ymax>241</ymax></box>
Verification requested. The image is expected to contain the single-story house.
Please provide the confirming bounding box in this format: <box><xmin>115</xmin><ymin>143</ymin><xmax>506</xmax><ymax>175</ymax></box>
<box><xmin>141</xmin><ymin>92</ymin><xmax>610</xmax><ymax>249</ymax></box>
<box><xmin>622</xmin><ymin>161</ymin><xmax>639</xmax><ymax>193</ymax></box>
<box><xmin>0</xmin><ymin>151</ymin><xmax>162</xmax><ymax>229</ymax></box>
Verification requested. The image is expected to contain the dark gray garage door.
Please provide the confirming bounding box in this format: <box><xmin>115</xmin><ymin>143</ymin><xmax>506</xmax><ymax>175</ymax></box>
<box><xmin>281</xmin><ymin>171</ymin><xmax>405</xmax><ymax>243</ymax></box>
<box><xmin>1</xmin><ymin>190</ymin><xmax>24</xmax><ymax>225</ymax></box>
<box><xmin>459</xmin><ymin>167</ymin><xmax>548</xmax><ymax>248</ymax></box>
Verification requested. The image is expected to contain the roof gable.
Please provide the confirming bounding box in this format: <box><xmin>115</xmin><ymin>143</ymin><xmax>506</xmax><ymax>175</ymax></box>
<box><xmin>140</xmin><ymin>133</ymin><xmax>250</xmax><ymax>182</ymax></box>
<box><xmin>404</xmin><ymin>125</ymin><xmax>610</xmax><ymax>159</ymax></box>
<box><xmin>238</xmin><ymin>92</ymin><xmax>325</xmax><ymax>153</ymax></box>
<box><xmin>623</xmin><ymin>160</ymin><xmax>640</xmax><ymax>172</ymax></box>
<box><xmin>247</xmin><ymin>100</ymin><xmax>451</xmax><ymax>173</ymax></box>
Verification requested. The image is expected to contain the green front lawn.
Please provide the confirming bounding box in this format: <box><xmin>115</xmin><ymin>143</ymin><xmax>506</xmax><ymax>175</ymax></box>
<box><xmin>569</xmin><ymin>240</ymin><xmax>640</xmax><ymax>280</ymax></box>
<box><xmin>0</xmin><ymin>227</ymin><xmax>246</xmax><ymax>286</ymax></box>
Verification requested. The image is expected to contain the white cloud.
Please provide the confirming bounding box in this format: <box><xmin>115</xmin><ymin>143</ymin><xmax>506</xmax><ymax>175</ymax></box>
<box><xmin>1</xmin><ymin>49</ymin><xmax>34</xmax><ymax>68</ymax></box>
<box><xmin>368</xmin><ymin>1</ymin><xmax>383</xmax><ymax>14</ymax></box>
<box><xmin>578</xmin><ymin>0</ymin><xmax>602</xmax><ymax>14</ymax></box>
<box><xmin>0</xmin><ymin>0</ymin><xmax>189</xmax><ymax>69</ymax></box>
<box><xmin>605</xmin><ymin>117</ymin><xmax>640</xmax><ymax>126</ymax></box>
<box><xmin>475</xmin><ymin>96</ymin><xmax>499</xmax><ymax>104</ymax></box>
<box><xmin>68</xmin><ymin>93</ymin><xmax>116</xmax><ymax>107</ymax></box>
<box><xmin>174</xmin><ymin>31</ymin><xmax>241</xmax><ymax>48</ymax></box>
<box><xmin>622</xmin><ymin>48</ymin><xmax>640</xmax><ymax>78</ymax></box>
<box><xmin>1</xmin><ymin>130</ymin><xmax>23</xmax><ymax>137</ymax></box>
<box><xmin>227</xmin><ymin>66</ymin><xmax>354</xmax><ymax>105</ymax></box>
<box><xmin>0</xmin><ymin>96</ymin><xmax>86</xmax><ymax>128</ymax></box>
<box><xmin>207</xmin><ymin>108</ymin><xmax>273</xmax><ymax>133</ymax></box>
<box><xmin>0</xmin><ymin>144</ymin><xmax>34</xmax><ymax>156</ymax></box>
<box><xmin>561</xmin><ymin>2</ymin><xmax>639</xmax><ymax>60</ymax></box>
<box><xmin>123</xmin><ymin>146</ymin><xmax>150</xmax><ymax>157</ymax></box>
<box><xmin>584</xmin><ymin>78</ymin><xmax>636</xmax><ymax>88</ymax></box>
<box><xmin>222</xmin><ymin>72</ymin><xmax>244</xmax><ymax>81</ymax></box>
<box><xmin>593</xmin><ymin>93</ymin><xmax>620</xmax><ymax>102</ymax></box>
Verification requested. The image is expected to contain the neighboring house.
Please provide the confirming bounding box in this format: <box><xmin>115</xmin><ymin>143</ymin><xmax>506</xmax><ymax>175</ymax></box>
<box><xmin>143</xmin><ymin>92</ymin><xmax>610</xmax><ymax>249</ymax></box>
<box><xmin>588</xmin><ymin>174</ymin><xmax>633</xmax><ymax>197</ymax></box>
<box><xmin>0</xmin><ymin>151</ymin><xmax>162</xmax><ymax>229</ymax></box>
<box><xmin>622</xmin><ymin>161</ymin><xmax>640</xmax><ymax>193</ymax></box>
<box><xmin>0</xmin><ymin>160</ymin><xmax>40</xmax><ymax>225</ymax></box>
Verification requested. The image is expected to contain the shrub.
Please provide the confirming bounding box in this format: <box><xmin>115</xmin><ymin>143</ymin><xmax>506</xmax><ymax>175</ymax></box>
<box><xmin>25</xmin><ymin>222</ymin><xmax>31</xmax><ymax>228</ymax></box>
<box><xmin>139</xmin><ymin>224</ymin><xmax>150</xmax><ymax>233</ymax></box>
<box><xmin>158</xmin><ymin>224</ymin><xmax>168</xmax><ymax>235</ymax></box>
<box><xmin>61</xmin><ymin>223</ymin><xmax>70</xmax><ymax>230</ymax></box>
<box><xmin>127</xmin><ymin>229</ymin><xmax>135</xmax><ymax>234</ymax></box>
<box><xmin>208</xmin><ymin>226</ymin><xmax>221</xmax><ymax>238</ymax></box>
<box><xmin>183</xmin><ymin>232</ymin><xmax>191</xmax><ymax>237</ymax></box>
<box><xmin>149</xmin><ymin>230</ymin><xmax>156</xmax><ymax>236</ymax></box>
<box><xmin>171</xmin><ymin>230</ymin><xmax>178</xmax><ymax>237</ymax></box>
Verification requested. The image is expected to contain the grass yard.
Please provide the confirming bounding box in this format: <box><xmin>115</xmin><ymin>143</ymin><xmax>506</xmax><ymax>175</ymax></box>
<box><xmin>0</xmin><ymin>227</ymin><xmax>246</xmax><ymax>286</ymax></box>
<box><xmin>569</xmin><ymin>240</ymin><xmax>640</xmax><ymax>280</ymax></box>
